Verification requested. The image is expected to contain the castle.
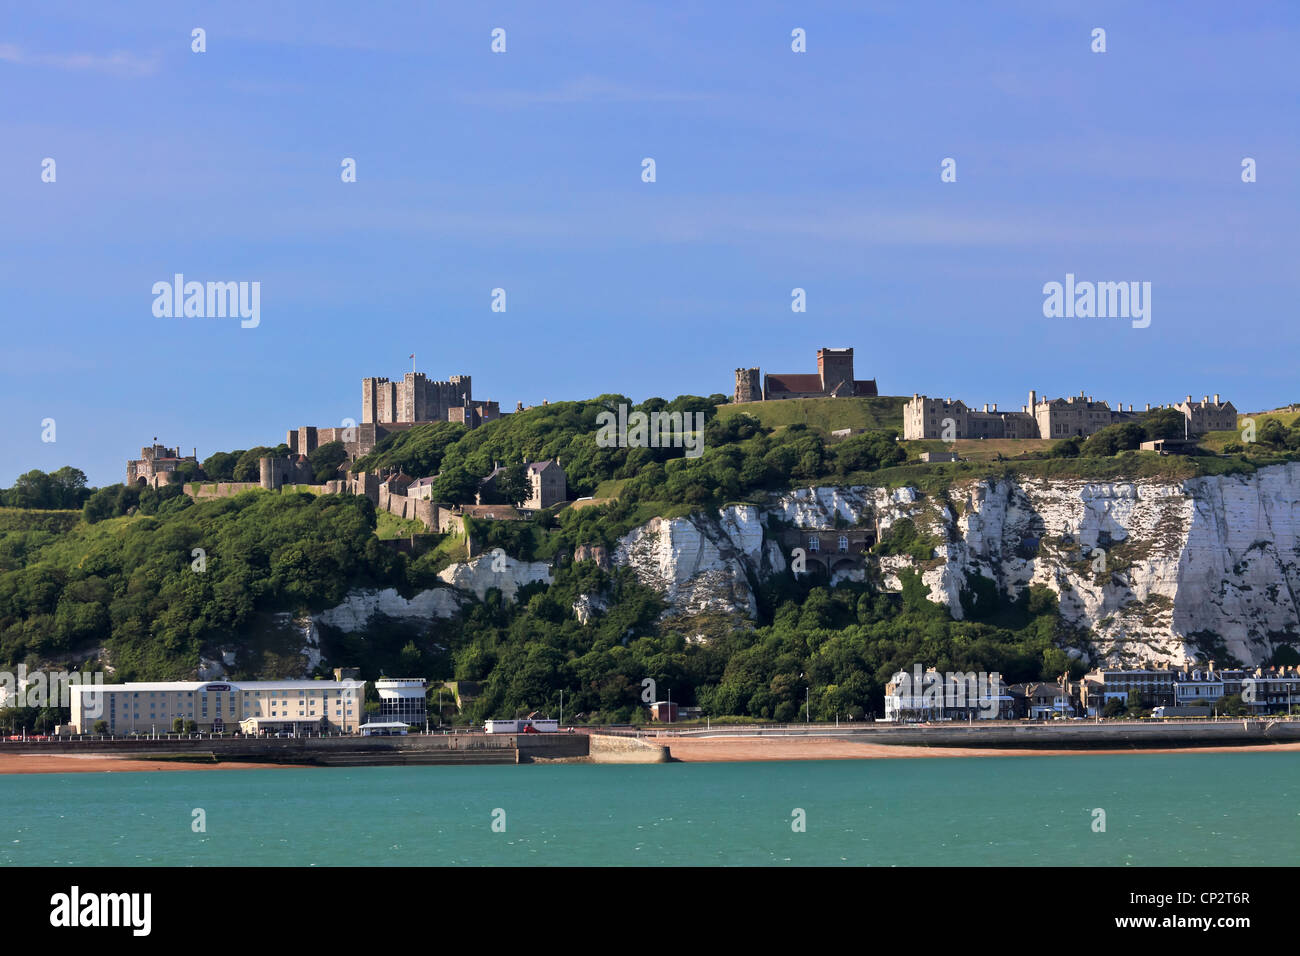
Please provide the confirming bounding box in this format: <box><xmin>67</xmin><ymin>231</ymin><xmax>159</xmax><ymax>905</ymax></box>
<box><xmin>285</xmin><ymin>368</ymin><xmax>501</xmax><ymax>459</ymax></box>
<box><xmin>734</xmin><ymin>347</ymin><xmax>878</xmax><ymax>404</ymax></box>
<box><xmin>903</xmin><ymin>391</ymin><xmax>1238</xmax><ymax>441</ymax></box>
<box><xmin>126</xmin><ymin>442</ymin><xmax>198</xmax><ymax>487</ymax></box>
<box><xmin>361</xmin><ymin>372</ymin><xmax>498</xmax><ymax>429</ymax></box>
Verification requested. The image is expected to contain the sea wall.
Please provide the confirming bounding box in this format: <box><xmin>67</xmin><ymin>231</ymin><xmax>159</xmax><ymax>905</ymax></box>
<box><xmin>588</xmin><ymin>734</ymin><xmax>671</xmax><ymax>763</ymax></box>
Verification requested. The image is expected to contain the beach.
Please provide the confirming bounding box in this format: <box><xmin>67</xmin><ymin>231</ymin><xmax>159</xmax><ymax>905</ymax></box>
<box><xmin>0</xmin><ymin>753</ymin><xmax>289</xmax><ymax>774</ymax></box>
<box><xmin>645</xmin><ymin>735</ymin><xmax>1300</xmax><ymax>762</ymax></box>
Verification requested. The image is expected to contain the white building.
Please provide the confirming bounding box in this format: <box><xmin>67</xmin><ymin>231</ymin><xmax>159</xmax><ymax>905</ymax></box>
<box><xmin>70</xmin><ymin>680</ymin><xmax>365</xmax><ymax>735</ymax></box>
<box><xmin>883</xmin><ymin>668</ymin><xmax>1014</xmax><ymax>721</ymax></box>
<box><xmin>374</xmin><ymin>677</ymin><xmax>427</xmax><ymax>728</ymax></box>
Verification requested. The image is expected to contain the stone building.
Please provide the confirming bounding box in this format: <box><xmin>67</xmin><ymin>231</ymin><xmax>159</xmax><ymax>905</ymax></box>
<box><xmin>904</xmin><ymin>389</ymin><xmax>1235</xmax><ymax>442</ymax></box>
<box><xmin>476</xmin><ymin>459</ymin><xmax>568</xmax><ymax>509</ymax></box>
<box><xmin>904</xmin><ymin>390</ymin><xmax>1143</xmax><ymax>441</ymax></box>
<box><xmin>362</xmin><ymin>372</ymin><xmax>500</xmax><ymax>429</ymax></box>
<box><xmin>283</xmin><ymin>367</ymin><xmax>501</xmax><ymax>462</ymax></box>
<box><xmin>259</xmin><ymin>454</ymin><xmax>314</xmax><ymax>490</ymax></box>
<box><xmin>733</xmin><ymin>347</ymin><xmax>878</xmax><ymax>404</ymax></box>
<box><xmin>1176</xmin><ymin>395</ymin><xmax>1237</xmax><ymax>434</ymax></box>
<box><xmin>525</xmin><ymin>459</ymin><xmax>567</xmax><ymax>510</ymax></box>
<box><xmin>778</xmin><ymin>526</ymin><xmax>877</xmax><ymax>577</ymax></box>
<box><xmin>126</xmin><ymin>442</ymin><xmax>198</xmax><ymax>487</ymax></box>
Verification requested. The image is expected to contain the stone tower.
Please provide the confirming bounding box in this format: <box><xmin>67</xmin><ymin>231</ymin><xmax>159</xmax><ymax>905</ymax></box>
<box><xmin>734</xmin><ymin>367</ymin><xmax>762</xmax><ymax>404</ymax></box>
<box><xmin>817</xmin><ymin>348</ymin><xmax>855</xmax><ymax>396</ymax></box>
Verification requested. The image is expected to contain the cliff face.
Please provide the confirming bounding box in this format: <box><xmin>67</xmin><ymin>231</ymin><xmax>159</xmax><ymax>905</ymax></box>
<box><xmin>259</xmin><ymin>465</ymin><xmax>1300</xmax><ymax>675</ymax></box>
<box><xmin>609</xmin><ymin>465</ymin><xmax>1300</xmax><ymax>666</ymax></box>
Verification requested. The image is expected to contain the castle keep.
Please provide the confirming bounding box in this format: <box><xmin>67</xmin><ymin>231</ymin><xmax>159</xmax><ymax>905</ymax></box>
<box><xmin>734</xmin><ymin>347</ymin><xmax>878</xmax><ymax>404</ymax></box>
<box><xmin>287</xmin><ymin>368</ymin><xmax>501</xmax><ymax>459</ymax></box>
<box><xmin>361</xmin><ymin>372</ymin><xmax>498</xmax><ymax>429</ymax></box>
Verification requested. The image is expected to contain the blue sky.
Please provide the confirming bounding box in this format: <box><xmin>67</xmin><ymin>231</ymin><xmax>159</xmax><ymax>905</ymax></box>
<box><xmin>2</xmin><ymin>0</ymin><xmax>1297</xmax><ymax>487</ymax></box>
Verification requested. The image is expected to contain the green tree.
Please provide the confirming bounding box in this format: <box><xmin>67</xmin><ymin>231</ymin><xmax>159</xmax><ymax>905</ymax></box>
<box><xmin>1125</xmin><ymin>688</ymin><xmax>1144</xmax><ymax>717</ymax></box>
<box><xmin>1216</xmin><ymin>693</ymin><xmax>1247</xmax><ymax>716</ymax></box>
<box><xmin>1081</xmin><ymin>423</ymin><xmax>1147</xmax><ymax>457</ymax></box>
<box><xmin>1142</xmin><ymin>408</ymin><xmax>1187</xmax><ymax>441</ymax></box>
<box><xmin>432</xmin><ymin>465</ymin><xmax>479</xmax><ymax>505</ymax></box>
<box><xmin>308</xmin><ymin>441</ymin><xmax>349</xmax><ymax>483</ymax></box>
<box><xmin>201</xmin><ymin>450</ymin><xmax>244</xmax><ymax>481</ymax></box>
<box><xmin>494</xmin><ymin>463</ymin><xmax>529</xmax><ymax>506</ymax></box>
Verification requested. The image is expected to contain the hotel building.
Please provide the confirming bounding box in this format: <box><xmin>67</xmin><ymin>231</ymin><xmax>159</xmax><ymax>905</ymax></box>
<box><xmin>70</xmin><ymin>679</ymin><xmax>366</xmax><ymax>735</ymax></box>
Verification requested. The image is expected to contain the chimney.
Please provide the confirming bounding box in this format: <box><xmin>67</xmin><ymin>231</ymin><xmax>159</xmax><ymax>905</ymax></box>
<box><xmin>1202</xmin><ymin>395</ymin><xmax>1209</xmax><ymax>405</ymax></box>
<box><xmin>1029</xmin><ymin>389</ymin><xmax>1037</xmax><ymax>408</ymax></box>
<box><xmin>1208</xmin><ymin>660</ymin><xmax>1216</xmax><ymax>674</ymax></box>
<box><xmin>983</xmin><ymin>404</ymin><xmax>989</xmax><ymax>413</ymax></box>
<box><xmin>1214</xmin><ymin>394</ymin><xmax>1220</xmax><ymax>404</ymax></box>
<box><xmin>1145</xmin><ymin>403</ymin><xmax>1151</xmax><ymax>412</ymax></box>
<box><xmin>1186</xmin><ymin>395</ymin><xmax>1193</xmax><ymax>405</ymax></box>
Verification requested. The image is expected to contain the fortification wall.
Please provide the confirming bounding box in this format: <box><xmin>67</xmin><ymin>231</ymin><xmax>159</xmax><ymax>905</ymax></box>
<box><xmin>185</xmin><ymin>482</ymin><xmax>262</xmax><ymax>499</ymax></box>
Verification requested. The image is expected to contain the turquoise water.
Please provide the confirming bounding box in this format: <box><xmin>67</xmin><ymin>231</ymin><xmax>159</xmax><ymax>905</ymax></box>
<box><xmin>2</xmin><ymin>751</ymin><xmax>1297</xmax><ymax>866</ymax></box>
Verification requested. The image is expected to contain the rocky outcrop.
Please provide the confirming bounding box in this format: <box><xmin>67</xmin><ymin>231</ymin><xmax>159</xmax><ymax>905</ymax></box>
<box><xmin>572</xmin><ymin>592</ymin><xmax>609</xmax><ymax>625</ymax></box>
<box><xmin>615</xmin><ymin>515</ymin><xmax>762</xmax><ymax>618</ymax></box>
<box><xmin>437</xmin><ymin>554</ymin><xmax>553</xmax><ymax>601</ymax></box>
<box><xmin>314</xmin><ymin>588</ymin><xmax>464</xmax><ymax>631</ymax></box>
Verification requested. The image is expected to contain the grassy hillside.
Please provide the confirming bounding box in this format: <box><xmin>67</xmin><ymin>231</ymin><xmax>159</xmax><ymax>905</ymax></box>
<box><xmin>0</xmin><ymin>507</ymin><xmax>82</xmax><ymax>534</ymax></box>
<box><xmin>374</xmin><ymin>510</ymin><xmax>428</xmax><ymax>540</ymax></box>
<box><xmin>716</xmin><ymin>396</ymin><xmax>906</xmax><ymax>434</ymax></box>
<box><xmin>901</xmin><ymin>438</ymin><xmax>1056</xmax><ymax>461</ymax></box>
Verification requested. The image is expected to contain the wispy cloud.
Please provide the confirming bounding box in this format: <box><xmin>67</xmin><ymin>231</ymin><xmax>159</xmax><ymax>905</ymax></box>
<box><xmin>454</xmin><ymin>74</ymin><xmax>717</xmax><ymax>108</ymax></box>
<box><xmin>0</xmin><ymin>42</ymin><xmax>158</xmax><ymax>76</ymax></box>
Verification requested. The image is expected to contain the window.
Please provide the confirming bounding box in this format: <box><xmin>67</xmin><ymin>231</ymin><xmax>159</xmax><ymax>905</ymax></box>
<box><xmin>838</xmin><ymin>535</ymin><xmax>849</xmax><ymax>552</ymax></box>
<box><xmin>808</xmin><ymin>536</ymin><xmax>820</xmax><ymax>552</ymax></box>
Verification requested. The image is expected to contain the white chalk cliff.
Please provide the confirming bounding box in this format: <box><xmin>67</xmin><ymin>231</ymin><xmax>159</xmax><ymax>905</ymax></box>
<box><xmin>287</xmin><ymin>465</ymin><xmax>1300</xmax><ymax>670</ymax></box>
<box><xmin>607</xmin><ymin>465</ymin><xmax>1300</xmax><ymax>666</ymax></box>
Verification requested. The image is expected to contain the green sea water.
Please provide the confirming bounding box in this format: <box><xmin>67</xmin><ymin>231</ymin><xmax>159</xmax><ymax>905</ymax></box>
<box><xmin>2</xmin><ymin>751</ymin><xmax>1297</xmax><ymax>866</ymax></box>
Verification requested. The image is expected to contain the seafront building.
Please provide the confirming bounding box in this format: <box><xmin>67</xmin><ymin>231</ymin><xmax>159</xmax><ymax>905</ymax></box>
<box><xmin>70</xmin><ymin>679</ymin><xmax>366</xmax><ymax>735</ymax></box>
<box><xmin>883</xmin><ymin>669</ymin><xmax>1017</xmax><ymax>721</ymax></box>
<box><xmin>1080</xmin><ymin>662</ymin><xmax>1300</xmax><ymax>716</ymax></box>
<box><xmin>885</xmin><ymin>661</ymin><xmax>1300</xmax><ymax>720</ymax></box>
<box><xmin>373</xmin><ymin>678</ymin><xmax>428</xmax><ymax>728</ymax></box>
